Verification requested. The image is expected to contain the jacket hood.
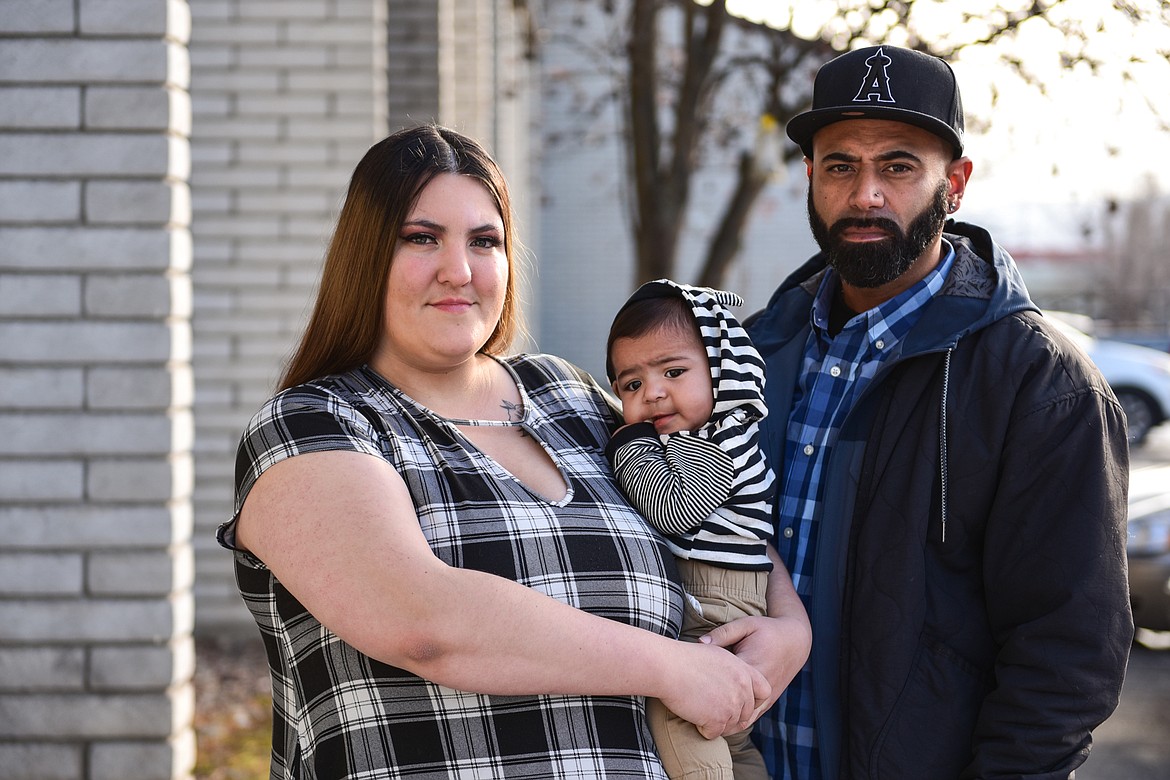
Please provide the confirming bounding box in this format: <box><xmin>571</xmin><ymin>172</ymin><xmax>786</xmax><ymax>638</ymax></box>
<box><xmin>611</xmin><ymin>279</ymin><xmax>769</xmax><ymax>423</ymax></box>
<box><xmin>927</xmin><ymin>220</ymin><xmax>1038</xmax><ymax>343</ymax></box>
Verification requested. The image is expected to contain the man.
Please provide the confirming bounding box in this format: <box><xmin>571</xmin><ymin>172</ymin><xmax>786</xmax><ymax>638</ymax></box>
<box><xmin>746</xmin><ymin>45</ymin><xmax>1132</xmax><ymax>779</ymax></box>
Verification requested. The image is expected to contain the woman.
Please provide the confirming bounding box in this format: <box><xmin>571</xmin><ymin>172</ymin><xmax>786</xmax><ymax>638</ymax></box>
<box><xmin>217</xmin><ymin>125</ymin><xmax>811</xmax><ymax>779</ymax></box>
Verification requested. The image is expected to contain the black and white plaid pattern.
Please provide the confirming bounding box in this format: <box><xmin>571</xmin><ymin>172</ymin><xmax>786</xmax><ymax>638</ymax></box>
<box><xmin>219</xmin><ymin>355</ymin><xmax>683</xmax><ymax>779</ymax></box>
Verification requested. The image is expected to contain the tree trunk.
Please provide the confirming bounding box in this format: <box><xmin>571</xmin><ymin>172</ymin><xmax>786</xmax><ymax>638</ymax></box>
<box><xmin>698</xmin><ymin>150</ymin><xmax>771</xmax><ymax>287</ymax></box>
<box><xmin>627</xmin><ymin>0</ymin><xmax>729</xmax><ymax>286</ymax></box>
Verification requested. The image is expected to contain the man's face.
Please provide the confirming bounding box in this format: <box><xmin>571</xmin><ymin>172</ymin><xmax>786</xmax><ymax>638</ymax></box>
<box><xmin>808</xmin><ymin>179</ymin><xmax>949</xmax><ymax>289</ymax></box>
<box><xmin>806</xmin><ymin>119</ymin><xmax>969</xmax><ymax>298</ymax></box>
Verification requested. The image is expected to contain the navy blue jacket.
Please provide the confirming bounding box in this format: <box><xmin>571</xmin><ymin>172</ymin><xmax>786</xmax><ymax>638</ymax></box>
<box><xmin>747</xmin><ymin>222</ymin><xmax>1132</xmax><ymax>779</ymax></box>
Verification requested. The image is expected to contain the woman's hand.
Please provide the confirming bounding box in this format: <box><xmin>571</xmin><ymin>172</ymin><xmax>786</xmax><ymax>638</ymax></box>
<box><xmin>656</xmin><ymin>640</ymin><xmax>772</xmax><ymax>740</ymax></box>
<box><xmin>701</xmin><ymin>613</ymin><xmax>809</xmax><ymax>731</ymax></box>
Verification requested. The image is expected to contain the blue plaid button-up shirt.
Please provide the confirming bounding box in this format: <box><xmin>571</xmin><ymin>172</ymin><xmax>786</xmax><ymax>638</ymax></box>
<box><xmin>756</xmin><ymin>243</ymin><xmax>956</xmax><ymax>779</ymax></box>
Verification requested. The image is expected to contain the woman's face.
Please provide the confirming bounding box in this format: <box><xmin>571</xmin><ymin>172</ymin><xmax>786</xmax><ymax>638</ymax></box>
<box><xmin>372</xmin><ymin>173</ymin><xmax>509</xmax><ymax>375</ymax></box>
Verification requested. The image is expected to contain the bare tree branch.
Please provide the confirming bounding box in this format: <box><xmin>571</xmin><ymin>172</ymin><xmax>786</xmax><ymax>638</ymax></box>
<box><xmin>553</xmin><ymin>0</ymin><xmax>1170</xmax><ymax>289</ymax></box>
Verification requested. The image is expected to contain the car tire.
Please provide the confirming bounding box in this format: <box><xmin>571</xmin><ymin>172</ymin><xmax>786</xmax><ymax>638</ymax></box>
<box><xmin>1114</xmin><ymin>388</ymin><xmax>1159</xmax><ymax>445</ymax></box>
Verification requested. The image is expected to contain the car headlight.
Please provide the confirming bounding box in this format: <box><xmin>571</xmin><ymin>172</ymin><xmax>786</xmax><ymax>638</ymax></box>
<box><xmin>1128</xmin><ymin>500</ymin><xmax>1170</xmax><ymax>557</ymax></box>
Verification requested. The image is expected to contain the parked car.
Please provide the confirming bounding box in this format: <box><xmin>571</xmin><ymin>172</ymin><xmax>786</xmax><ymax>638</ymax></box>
<box><xmin>1127</xmin><ymin>466</ymin><xmax>1170</xmax><ymax>631</ymax></box>
<box><xmin>1046</xmin><ymin>312</ymin><xmax>1170</xmax><ymax>445</ymax></box>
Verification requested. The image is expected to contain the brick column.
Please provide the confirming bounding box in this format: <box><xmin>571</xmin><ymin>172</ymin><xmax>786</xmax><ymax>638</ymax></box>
<box><xmin>189</xmin><ymin>0</ymin><xmax>389</xmax><ymax>632</ymax></box>
<box><xmin>0</xmin><ymin>1</ymin><xmax>196</xmax><ymax>779</ymax></box>
<box><xmin>387</xmin><ymin>0</ymin><xmax>441</xmax><ymax>123</ymax></box>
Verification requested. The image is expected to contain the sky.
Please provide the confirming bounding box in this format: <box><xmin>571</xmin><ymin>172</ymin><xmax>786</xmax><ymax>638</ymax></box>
<box><xmin>724</xmin><ymin>0</ymin><xmax>1170</xmax><ymax>248</ymax></box>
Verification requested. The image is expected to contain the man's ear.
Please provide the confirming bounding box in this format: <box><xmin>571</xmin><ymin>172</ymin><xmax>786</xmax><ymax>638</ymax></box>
<box><xmin>947</xmin><ymin>156</ymin><xmax>973</xmax><ymax>201</ymax></box>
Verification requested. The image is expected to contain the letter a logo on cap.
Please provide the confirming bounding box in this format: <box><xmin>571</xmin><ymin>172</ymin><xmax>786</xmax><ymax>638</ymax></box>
<box><xmin>853</xmin><ymin>47</ymin><xmax>895</xmax><ymax>104</ymax></box>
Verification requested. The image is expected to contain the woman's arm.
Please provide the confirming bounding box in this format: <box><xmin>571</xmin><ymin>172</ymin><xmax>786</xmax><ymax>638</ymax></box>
<box><xmin>702</xmin><ymin>543</ymin><xmax>812</xmax><ymax>730</ymax></box>
<box><xmin>237</xmin><ymin>448</ymin><xmax>770</xmax><ymax>737</ymax></box>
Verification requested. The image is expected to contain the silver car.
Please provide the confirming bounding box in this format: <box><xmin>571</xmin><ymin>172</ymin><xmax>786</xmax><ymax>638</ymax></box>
<box><xmin>1128</xmin><ymin>466</ymin><xmax>1170</xmax><ymax>631</ymax></box>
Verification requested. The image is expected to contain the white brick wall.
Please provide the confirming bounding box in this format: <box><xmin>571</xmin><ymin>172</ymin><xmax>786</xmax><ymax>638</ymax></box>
<box><xmin>188</xmin><ymin>0</ymin><xmax>390</xmax><ymax>634</ymax></box>
<box><xmin>1</xmin><ymin>3</ymin><xmax>540</xmax><ymax>772</ymax></box>
<box><xmin>187</xmin><ymin>0</ymin><xmax>538</xmax><ymax>639</ymax></box>
<box><xmin>0</xmin><ymin>1</ymin><xmax>196</xmax><ymax>777</ymax></box>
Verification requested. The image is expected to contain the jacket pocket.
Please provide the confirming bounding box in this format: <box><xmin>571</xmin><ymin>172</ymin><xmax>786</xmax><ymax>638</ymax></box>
<box><xmin>869</xmin><ymin>637</ymin><xmax>989</xmax><ymax>779</ymax></box>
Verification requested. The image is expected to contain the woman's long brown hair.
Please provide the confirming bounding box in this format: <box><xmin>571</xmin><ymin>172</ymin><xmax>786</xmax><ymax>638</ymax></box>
<box><xmin>278</xmin><ymin>125</ymin><xmax>520</xmax><ymax>391</ymax></box>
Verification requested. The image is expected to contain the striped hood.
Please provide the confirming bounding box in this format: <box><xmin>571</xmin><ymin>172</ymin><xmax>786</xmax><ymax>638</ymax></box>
<box><xmin>611</xmin><ymin>279</ymin><xmax>769</xmax><ymax>425</ymax></box>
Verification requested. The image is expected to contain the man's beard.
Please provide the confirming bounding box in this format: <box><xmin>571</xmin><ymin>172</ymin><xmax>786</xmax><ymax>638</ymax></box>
<box><xmin>808</xmin><ymin>181</ymin><xmax>949</xmax><ymax>289</ymax></box>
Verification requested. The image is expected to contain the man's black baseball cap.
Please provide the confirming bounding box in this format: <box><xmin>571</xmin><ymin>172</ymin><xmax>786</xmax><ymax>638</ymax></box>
<box><xmin>786</xmin><ymin>45</ymin><xmax>965</xmax><ymax>158</ymax></box>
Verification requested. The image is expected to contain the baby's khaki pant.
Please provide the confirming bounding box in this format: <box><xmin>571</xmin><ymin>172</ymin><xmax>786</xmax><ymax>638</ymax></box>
<box><xmin>650</xmin><ymin>558</ymin><xmax>770</xmax><ymax>780</ymax></box>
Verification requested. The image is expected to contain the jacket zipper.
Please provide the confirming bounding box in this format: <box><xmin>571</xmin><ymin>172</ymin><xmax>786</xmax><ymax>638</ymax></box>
<box><xmin>939</xmin><ymin>348</ymin><xmax>953</xmax><ymax>543</ymax></box>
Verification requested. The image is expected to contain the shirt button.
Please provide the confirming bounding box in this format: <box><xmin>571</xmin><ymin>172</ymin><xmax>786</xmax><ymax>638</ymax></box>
<box><xmin>875</xmin><ymin>339</ymin><xmax>886</xmax><ymax>350</ymax></box>
<box><xmin>829</xmin><ymin>365</ymin><xmax>842</xmax><ymax>377</ymax></box>
<box><xmin>783</xmin><ymin>527</ymin><xmax>795</xmax><ymax>539</ymax></box>
<box><xmin>803</xmin><ymin>444</ymin><xmax>814</xmax><ymax>456</ymax></box>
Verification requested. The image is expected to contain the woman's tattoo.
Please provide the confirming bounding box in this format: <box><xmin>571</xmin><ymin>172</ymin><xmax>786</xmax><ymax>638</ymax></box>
<box><xmin>500</xmin><ymin>399</ymin><xmax>527</xmax><ymax>435</ymax></box>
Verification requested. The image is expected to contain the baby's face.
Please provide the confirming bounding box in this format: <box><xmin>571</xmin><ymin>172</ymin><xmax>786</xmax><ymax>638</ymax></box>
<box><xmin>610</xmin><ymin>324</ymin><xmax>714</xmax><ymax>435</ymax></box>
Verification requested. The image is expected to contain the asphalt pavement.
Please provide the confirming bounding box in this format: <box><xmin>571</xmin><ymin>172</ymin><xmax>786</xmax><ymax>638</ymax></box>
<box><xmin>1079</xmin><ymin>637</ymin><xmax>1170</xmax><ymax>779</ymax></box>
<box><xmin>1079</xmin><ymin>426</ymin><xmax>1170</xmax><ymax>779</ymax></box>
